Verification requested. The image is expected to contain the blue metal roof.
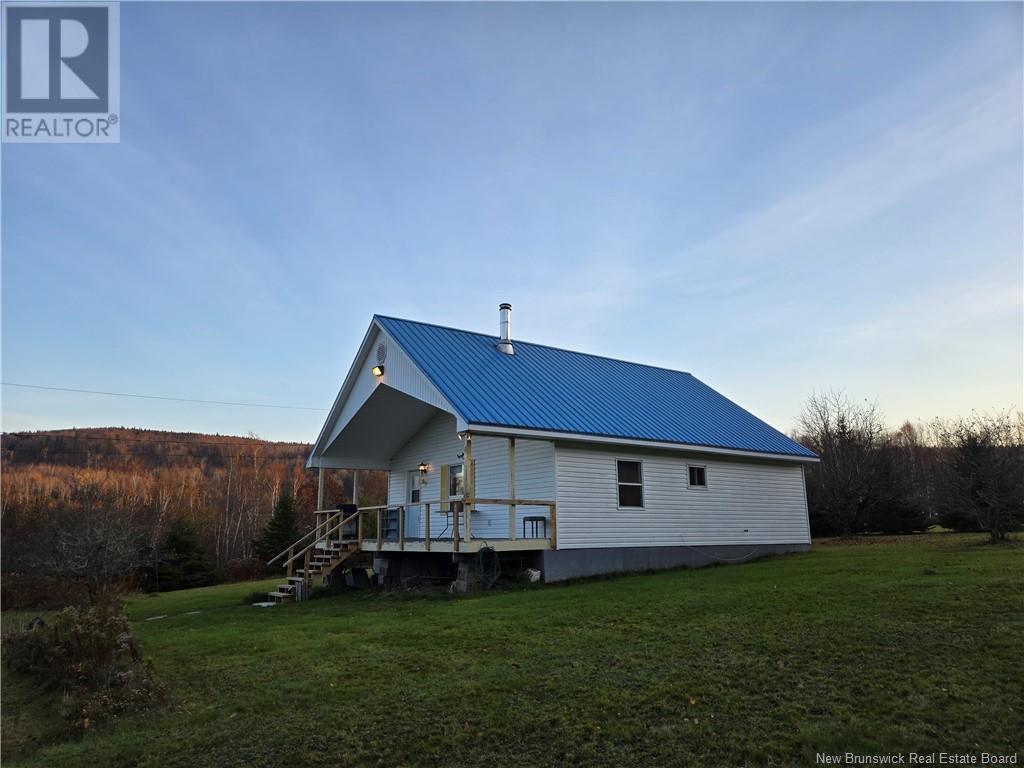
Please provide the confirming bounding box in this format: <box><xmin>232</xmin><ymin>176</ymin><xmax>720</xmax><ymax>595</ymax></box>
<box><xmin>375</xmin><ymin>315</ymin><xmax>817</xmax><ymax>460</ymax></box>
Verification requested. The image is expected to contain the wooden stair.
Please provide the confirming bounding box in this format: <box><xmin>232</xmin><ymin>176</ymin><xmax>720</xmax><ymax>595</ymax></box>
<box><xmin>269</xmin><ymin>539</ymin><xmax>360</xmax><ymax>604</ymax></box>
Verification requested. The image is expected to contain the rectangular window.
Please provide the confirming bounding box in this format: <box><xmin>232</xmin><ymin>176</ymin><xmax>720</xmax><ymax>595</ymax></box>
<box><xmin>617</xmin><ymin>460</ymin><xmax>643</xmax><ymax>507</ymax></box>
<box><xmin>449</xmin><ymin>463</ymin><xmax>464</xmax><ymax>498</ymax></box>
<box><xmin>407</xmin><ymin>470</ymin><xmax>421</xmax><ymax>504</ymax></box>
<box><xmin>688</xmin><ymin>465</ymin><xmax>707</xmax><ymax>488</ymax></box>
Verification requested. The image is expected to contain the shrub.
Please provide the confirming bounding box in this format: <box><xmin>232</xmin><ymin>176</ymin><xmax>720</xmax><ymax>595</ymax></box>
<box><xmin>3</xmin><ymin>604</ymin><xmax>165</xmax><ymax>735</ymax></box>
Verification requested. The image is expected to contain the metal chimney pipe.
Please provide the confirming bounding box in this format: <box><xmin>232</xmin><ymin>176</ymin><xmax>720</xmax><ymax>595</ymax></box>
<box><xmin>497</xmin><ymin>302</ymin><xmax>514</xmax><ymax>355</ymax></box>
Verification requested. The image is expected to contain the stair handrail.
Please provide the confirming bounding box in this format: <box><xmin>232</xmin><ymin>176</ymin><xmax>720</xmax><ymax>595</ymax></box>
<box><xmin>266</xmin><ymin>508</ymin><xmax>342</xmax><ymax>566</ymax></box>
<box><xmin>281</xmin><ymin>509</ymin><xmax>361</xmax><ymax>571</ymax></box>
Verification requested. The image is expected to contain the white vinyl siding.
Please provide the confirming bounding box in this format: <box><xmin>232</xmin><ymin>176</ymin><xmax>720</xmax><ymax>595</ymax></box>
<box><xmin>555</xmin><ymin>443</ymin><xmax>811</xmax><ymax>549</ymax></box>
<box><xmin>387</xmin><ymin>415</ymin><xmax>556</xmax><ymax>540</ymax></box>
<box><xmin>469</xmin><ymin>435</ymin><xmax>556</xmax><ymax>539</ymax></box>
<box><xmin>387</xmin><ymin>411</ymin><xmax>464</xmax><ymax>539</ymax></box>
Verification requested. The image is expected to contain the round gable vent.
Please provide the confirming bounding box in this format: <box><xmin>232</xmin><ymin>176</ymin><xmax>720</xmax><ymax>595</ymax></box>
<box><xmin>376</xmin><ymin>343</ymin><xmax>388</xmax><ymax>364</ymax></box>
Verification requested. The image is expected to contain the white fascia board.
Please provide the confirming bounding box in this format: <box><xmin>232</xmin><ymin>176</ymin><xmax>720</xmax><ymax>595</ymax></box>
<box><xmin>465</xmin><ymin>424</ymin><xmax>820</xmax><ymax>464</ymax></box>
<box><xmin>306</xmin><ymin>321</ymin><xmax>380</xmax><ymax>468</ymax></box>
<box><xmin>307</xmin><ymin>319</ymin><xmax>467</xmax><ymax>468</ymax></box>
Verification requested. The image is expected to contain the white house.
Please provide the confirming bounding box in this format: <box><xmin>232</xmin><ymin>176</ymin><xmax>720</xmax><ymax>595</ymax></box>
<box><xmin>269</xmin><ymin>305</ymin><xmax>817</xmax><ymax>600</ymax></box>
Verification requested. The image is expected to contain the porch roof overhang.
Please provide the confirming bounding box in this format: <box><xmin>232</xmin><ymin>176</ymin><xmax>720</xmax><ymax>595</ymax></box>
<box><xmin>311</xmin><ymin>385</ymin><xmax>442</xmax><ymax>469</ymax></box>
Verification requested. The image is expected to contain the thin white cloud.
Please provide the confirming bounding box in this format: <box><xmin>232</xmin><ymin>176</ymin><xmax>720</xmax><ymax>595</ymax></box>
<box><xmin>653</xmin><ymin>71</ymin><xmax>1021</xmax><ymax>295</ymax></box>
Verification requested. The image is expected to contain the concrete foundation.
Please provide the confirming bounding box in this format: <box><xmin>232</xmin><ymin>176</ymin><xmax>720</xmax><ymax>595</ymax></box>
<box><xmin>453</xmin><ymin>559</ymin><xmax>479</xmax><ymax>593</ymax></box>
<box><xmin>372</xmin><ymin>544</ymin><xmax>807</xmax><ymax>587</ymax></box>
<box><xmin>540</xmin><ymin>543</ymin><xmax>809</xmax><ymax>583</ymax></box>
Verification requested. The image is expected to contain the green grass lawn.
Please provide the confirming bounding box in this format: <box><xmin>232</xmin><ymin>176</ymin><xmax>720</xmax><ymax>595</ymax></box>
<box><xmin>3</xmin><ymin>534</ymin><xmax>1021</xmax><ymax>767</ymax></box>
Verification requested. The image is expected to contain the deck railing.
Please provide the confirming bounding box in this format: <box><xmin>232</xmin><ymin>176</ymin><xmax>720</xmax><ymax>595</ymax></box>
<box><xmin>355</xmin><ymin>496</ymin><xmax>556</xmax><ymax>552</ymax></box>
<box><xmin>269</xmin><ymin>496</ymin><xmax>557</xmax><ymax>578</ymax></box>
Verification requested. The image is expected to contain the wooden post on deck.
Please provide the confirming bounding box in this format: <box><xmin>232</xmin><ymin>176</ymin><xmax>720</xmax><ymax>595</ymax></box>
<box><xmin>352</xmin><ymin>470</ymin><xmax>359</xmax><ymax>507</ymax></box>
<box><xmin>357</xmin><ymin>510</ymin><xmax>364</xmax><ymax>551</ymax></box>
<box><xmin>464</xmin><ymin>433</ymin><xmax>474</xmax><ymax>542</ymax></box>
<box><xmin>549</xmin><ymin>503</ymin><xmax>557</xmax><ymax>550</ymax></box>
<box><xmin>440</xmin><ymin>465</ymin><xmax>449</xmax><ymax>534</ymax></box>
<box><xmin>453</xmin><ymin>505</ymin><xmax>460</xmax><ymax>553</ymax></box>
<box><xmin>425</xmin><ymin>503</ymin><xmax>431</xmax><ymax>551</ymax></box>
<box><xmin>316</xmin><ymin>468</ymin><xmax>326</xmax><ymax>543</ymax></box>
<box><xmin>399</xmin><ymin>505</ymin><xmax>405</xmax><ymax>551</ymax></box>
<box><xmin>376</xmin><ymin>507</ymin><xmax>383</xmax><ymax>552</ymax></box>
<box><xmin>287</xmin><ymin>546</ymin><xmax>294</xmax><ymax>578</ymax></box>
<box><xmin>508</xmin><ymin>437</ymin><xmax>517</xmax><ymax>540</ymax></box>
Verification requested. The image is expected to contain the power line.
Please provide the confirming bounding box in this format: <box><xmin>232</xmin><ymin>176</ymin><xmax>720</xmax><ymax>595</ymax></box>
<box><xmin>1</xmin><ymin>382</ymin><xmax>328</xmax><ymax>412</ymax></box>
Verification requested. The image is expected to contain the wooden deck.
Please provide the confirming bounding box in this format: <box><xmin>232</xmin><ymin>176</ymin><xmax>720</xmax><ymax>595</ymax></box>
<box><xmin>270</xmin><ymin>491</ymin><xmax>557</xmax><ymax>601</ymax></box>
<box><xmin>365</xmin><ymin>537</ymin><xmax>552</xmax><ymax>554</ymax></box>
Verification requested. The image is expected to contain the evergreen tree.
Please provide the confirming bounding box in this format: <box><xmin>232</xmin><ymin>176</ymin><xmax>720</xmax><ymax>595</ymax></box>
<box><xmin>158</xmin><ymin>518</ymin><xmax>218</xmax><ymax>591</ymax></box>
<box><xmin>252</xmin><ymin>486</ymin><xmax>300</xmax><ymax>566</ymax></box>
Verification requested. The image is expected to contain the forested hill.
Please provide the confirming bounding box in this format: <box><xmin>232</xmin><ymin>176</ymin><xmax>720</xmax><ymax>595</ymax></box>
<box><xmin>1</xmin><ymin>427</ymin><xmax>311</xmax><ymax>470</ymax></box>
<box><xmin>1</xmin><ymin>428</ymin><xmax>388</xmax><ymax>582</ymax></box>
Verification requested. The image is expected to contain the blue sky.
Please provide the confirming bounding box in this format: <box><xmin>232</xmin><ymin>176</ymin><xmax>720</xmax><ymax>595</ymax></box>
<box><xmin>2</xmin><ymin>2</ymin><xmax>1021</xmax><ymax>442</ymax></box>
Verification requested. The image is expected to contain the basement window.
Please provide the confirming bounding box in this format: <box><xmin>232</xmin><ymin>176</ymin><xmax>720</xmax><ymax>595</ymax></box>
<box><xmin>688</xmin><ymin>465</ymin><xmax>707</xmax><ymax>488</ymax></box>
<box><xmin>616</xmin><ymin>460</ymin><xmax>644</xmax><ymax>508</ymax></box>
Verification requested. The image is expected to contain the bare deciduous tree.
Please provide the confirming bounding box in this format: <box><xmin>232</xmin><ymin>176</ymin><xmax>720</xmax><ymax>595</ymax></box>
<box><xmin>797</xmin><ymin>391</ymin><xmax>888</xmax><ymax>536</ymax></box>
<box><xmin>931</xmin><ymin>412</ymin><xmax>1024</xmax><ymax>542</ymax></box>
<box><xmin>40</xmin><ymin>483</ymin><xmax>149</xmax><ymax>603</ymax></box>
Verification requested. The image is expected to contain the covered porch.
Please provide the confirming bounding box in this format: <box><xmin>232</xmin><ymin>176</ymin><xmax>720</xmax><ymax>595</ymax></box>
<box><xmin>310</xmin><ymin>383</ymin><xmax>557</xmax><ymax>555</ymax></box>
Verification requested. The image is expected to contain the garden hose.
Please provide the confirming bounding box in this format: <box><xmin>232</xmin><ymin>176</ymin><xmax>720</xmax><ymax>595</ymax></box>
<box><xmin>475</xmin><ymin>545</ymin><xmax>501</xmax><ymax>589</ymax></box>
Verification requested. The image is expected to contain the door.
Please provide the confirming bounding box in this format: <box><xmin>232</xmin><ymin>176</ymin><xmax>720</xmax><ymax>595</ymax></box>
<box><xmin>407</xmin><ymin>470</ymin><xmax>422</xmax><ymax>539</ymax></box>
<box><xmin>448</xmin><ymin>463</ymin><xmax>465</xmax><ymax>540</ymax></box>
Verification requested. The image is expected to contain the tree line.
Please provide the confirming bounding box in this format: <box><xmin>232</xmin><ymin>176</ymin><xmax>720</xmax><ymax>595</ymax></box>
<box><xmin>795</xmin><ymin>392</ymin><xmax>1023</xmax><ymax>541</ymax></box>
<box><xmin>0</xmin><ymin>428</ymin><xmax>386</xmax><ymax>607</ymax></box>
<box><xmin>3</xmin><ymin>400</ymin><xmax>1021</xmax><ymax>609</ymax></box>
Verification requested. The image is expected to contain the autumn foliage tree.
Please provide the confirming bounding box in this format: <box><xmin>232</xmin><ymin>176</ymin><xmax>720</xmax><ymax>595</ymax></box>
<box><xmin>1</xmin><ymin>428</ymin><xmax>387</xmax><ymax>606</ymax></box>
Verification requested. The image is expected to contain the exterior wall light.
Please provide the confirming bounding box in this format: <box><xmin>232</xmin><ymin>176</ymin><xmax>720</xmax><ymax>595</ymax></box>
<box><xmin>371</xmin><ymin>365</ymin><xmax>385</xmax><ymax>377</ymax></box>
<box><xmin>418</xmin><ymin>462</ymin><xmax>428</xmax><ymax>474</ymax></box>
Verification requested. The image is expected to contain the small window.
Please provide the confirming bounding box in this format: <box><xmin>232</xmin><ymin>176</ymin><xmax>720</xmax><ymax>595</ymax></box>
<box><xmin>407</xmin><ymin>470</ymin><xmax>421</xmax><ymax>504</ymax></box>
<box><xmin>449</xmin><ymin>463</ymin><xmax>464</xmax><ymax>498</ymax></box>
<box><xmin>688</xmin><ymin>465</ymin><xmax>707</xmax><ymax>488</ymax></box>
<box><xmin>617</xmin><ymin>460</ymin><xmax>644</xmax><ymax>507</ymax></box>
